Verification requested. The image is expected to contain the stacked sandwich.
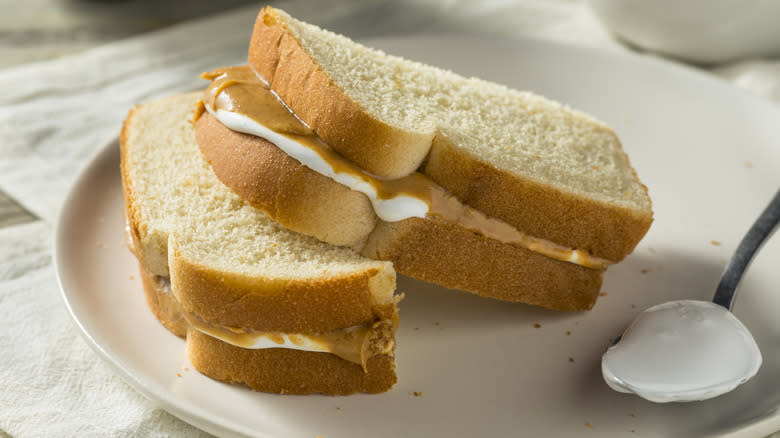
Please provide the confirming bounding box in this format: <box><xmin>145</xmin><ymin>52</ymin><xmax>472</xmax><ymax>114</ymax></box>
<box><xmin>121</xmin><ymin>7</ymin><xmax>652</xmax><ymax>395</ymax></box>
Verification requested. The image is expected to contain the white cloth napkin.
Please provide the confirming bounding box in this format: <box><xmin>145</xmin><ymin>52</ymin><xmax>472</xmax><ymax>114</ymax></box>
<box><xmin>0</xmin><ymin>0</ymin><xmax>778</xmax><ymax>436</ymax></box>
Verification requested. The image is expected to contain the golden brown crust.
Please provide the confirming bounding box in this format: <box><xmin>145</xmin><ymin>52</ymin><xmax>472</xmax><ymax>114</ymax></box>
<box><xmin>136</xmin><ymin>261</ymin><xmax>189</xmax><ymax>337</ymax></box>
<box><xmin>193</xmin><ymin>110</ymin><xmax>601</xmax><ymax>309</ymax></box>
<box><xmin>192</xmin><ymin>98</ymin><xmax>605</xmax><ymax>309</ymax></box>
<box><xmin>195</xmin><ymin>112</ymin><xmax>376</xmax><ymax>248</ymax></box>
<box><xmin>169</xmin><ymin>236</ymin><xmax>397</xmax><ymax>333</ymax></box>
<box><xmin>187</xmin><ymin>329</ymin><xmax>396</xmax><ymax>395</ymax></box>
<box><xmin>247</xmin><ymin>7</ymin><xmax>653</xmax><ymax>264</ymax></box>
<box><xmin>424</xmin><ymin>135</ymin><xmax>653</xmax><ymax>262</ymax></box>
<box><xmin>362</xmin><ymin>217</ymin><xmax>603</xmax><ymax>311</ymax></box>
<box><xmin>249</xmin><ymin>7</ymin><xmax>434</xmax><ymax>179</ymax></box>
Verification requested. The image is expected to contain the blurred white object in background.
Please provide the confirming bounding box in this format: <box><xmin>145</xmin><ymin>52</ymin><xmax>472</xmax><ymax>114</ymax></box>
<box><xmin>587</xmin><ymin>0</ymin><xmax>780</xmax><ymax>64</ymax></box>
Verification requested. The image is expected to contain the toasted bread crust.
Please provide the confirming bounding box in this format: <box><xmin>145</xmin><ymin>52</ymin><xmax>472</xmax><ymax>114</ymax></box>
<box><xmin>195</xmin><ymin>112</ymin><xmax>376</xmax><ymax>248</ymax></box>
<box><xmin>362</xmin><ymin>218</ymin><xmax>603</xmax><ymax>310</ymax></box>
<box><xmin>247</xmin><ymin>7</ymin><xmax>653</xmax><ymax>263</ymax></box>
<box><xmin>169</xmin><ymin>235</ymin><xmax>397</xmax><ymax>333</ymax></box>
<box><xmin>425</xmin><ymin>135</ymin><xmax>653</xmax><ymax>262</ymax></box>
<box><xmin>249</xmin><ymin>7</ymin><xmax>435</xmax><ymax>179</ymax></box>
<box><xmin>187</xmin><ymin>329</ymin><xmax>397</xmax><ymax>395</ymax></box>
<box><xmin>194</xmin><ymin>102</ymin><xmax>604</xmax><ymax>310</ymax></box>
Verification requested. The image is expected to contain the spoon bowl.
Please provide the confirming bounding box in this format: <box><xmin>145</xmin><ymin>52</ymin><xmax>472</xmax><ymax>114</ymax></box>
<box><xmin>602</xmin><ymin>188</ymin><xmax>780</xmax><ymax>402</ymax></box>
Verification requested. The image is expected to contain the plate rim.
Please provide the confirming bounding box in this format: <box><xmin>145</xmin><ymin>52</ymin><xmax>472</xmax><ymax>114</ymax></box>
<box><xmin>53</xmin><ymin>139</ymin><xmax>261</xmax><ymax>438</ymax></box>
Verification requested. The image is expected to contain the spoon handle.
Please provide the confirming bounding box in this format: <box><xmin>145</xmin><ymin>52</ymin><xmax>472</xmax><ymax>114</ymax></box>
<box><xmin>713</xmin><ymin>188</ymin><xmax>780</xmax><ymax>309</ymax></box>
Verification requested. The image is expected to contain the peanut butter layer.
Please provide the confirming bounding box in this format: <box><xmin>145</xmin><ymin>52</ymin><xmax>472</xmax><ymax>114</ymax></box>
<box><xmin>198</xmin><ymin>66</ymin><xmax>614</xmax><ymax>269</ymax></box>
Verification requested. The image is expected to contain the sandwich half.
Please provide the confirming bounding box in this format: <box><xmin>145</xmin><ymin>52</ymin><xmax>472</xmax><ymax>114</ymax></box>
<box><xmin>121</xmin><ymin>92</ymin><xmax>399</xmax><ymax>395</ymax></box>
<box><xmin>194</xmin><ymin>7</ymin><xmax>653</xmax><ymax>311</ymax></box>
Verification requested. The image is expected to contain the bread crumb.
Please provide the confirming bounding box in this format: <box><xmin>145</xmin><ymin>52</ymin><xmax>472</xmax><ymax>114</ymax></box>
<box><xmin>566</xmin><ymin>331</ymin><xmax>572</xmax><ymax>336</ymax></box>
<box><xmin>414</xmin><ymin>327</ymin><xmax>420</xmax><ymax>331</ymax></box>
<box><xmin>128</xmin><ymin>275</ymin><xmax>134</xmax><ymax>280</ymax></box>
<box><xmin>710</xmin><ymin>240</ymin><xmax>721</xmax><ymax>246</ymax></box>
<box><xmin>641</xmin><ymin>269</ymin><xmax>649</xmax><ymax>274</ymax></box>
<box><xmin>184</xmin><ymin>367</ymin><xmax>189</xmax><ymax>371</ymax></box>
<box><xmin>569</xmin><ymin>357</ymin><xmax>575</xmax><ymax>363</ymax></box>
<box><xmin>599</xmin><ymin>292</ymin><xmax>608</xmax><ymax>297</ymax></box>
<box><xmin>630</xmin><ymin>413</ymin><xmax>636</xmax><ymax>417</ymax></box>
<box><xmin>177</xmin><ymin>373</ymin><xmax>182</xmax><ymax>377</ymax></box>
<box><xmin>95</xmin><ymin>241</ymin><xmax>104</xmax><ymax>248</ymax></box>
<box><xmin>336</xmin><ymin>407</ymin><xmax>341</xmax><ymax>411</ymax></box>
<box><xmin>647</xmin><ymin>247</ymin><xmax>655</xmax><ymax>253</ymax></box>
<box><xmin>585</xmin><ymin>421</ymin><xmax>592</xmax><ymax>428</ymax></box>
<box><xmin>631</xmin><ymin>430</ymin><xmax>636</xmax><ymax>433</ymax></box>
<box><xmin>434</xmin><ymin>322</ymin><xmax>440</xmax><ymax>326</ymax></box>
<box><xmin>411</xmin><ymin>391</ymin><xmax>423</xmax><ymax>397</ymax></box>
<box><xmin>534</xmin><ymin>323</ymin><xmax>541</xmax><ymax>328</ymax></box>
<box><xmin>744</xmin><ymin>161</ymin><xmax>752</xmax><ymax>168</ymax></box>
<box><xmin>631</xmin><ymin>304</ymin><xmax>637</xmax><ymax>309</ymax></box>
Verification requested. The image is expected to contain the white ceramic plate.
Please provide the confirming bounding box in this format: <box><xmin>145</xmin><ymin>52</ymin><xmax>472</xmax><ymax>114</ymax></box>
<box><xmin>55</xmin><ymin>36</ymin><xmax>780</xmax><ymax>437</ymax></box>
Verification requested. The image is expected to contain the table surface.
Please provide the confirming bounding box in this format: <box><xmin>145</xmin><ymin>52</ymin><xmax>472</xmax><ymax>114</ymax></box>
<box><xmin>0</xmin><ymin>0</ymin><xmax>256</xmax><ymax>229</ymax></box>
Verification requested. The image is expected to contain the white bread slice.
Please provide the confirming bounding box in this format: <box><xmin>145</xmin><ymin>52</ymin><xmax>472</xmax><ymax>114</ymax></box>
<box><xmin>249</xmin><ymin>7</ymin><xmax>652</xmax><ymax>263</ymax></box>
<box><xmin>196</xmin><ymin>110</ymin><xmax>603</xmax><ymax>309</ymax></box>
<box><xmin>121</xmin><ymin>92</ymin><xmax>398</xmax><ymax>394</ymax></box>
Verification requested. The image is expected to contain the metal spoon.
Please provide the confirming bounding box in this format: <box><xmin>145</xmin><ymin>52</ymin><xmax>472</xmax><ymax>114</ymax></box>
<box><xmin>601</xmin><ymin>188</ymin><xmax>779</xmax><ymax>402</ymax></box>
<box><xmin>712</xmin><ymin>188</ymin><xmax>780</xmax><ymax>309</ymax></box>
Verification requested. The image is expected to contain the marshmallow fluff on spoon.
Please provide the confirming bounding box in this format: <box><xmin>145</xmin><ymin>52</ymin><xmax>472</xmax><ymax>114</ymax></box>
<box><xmin>602</xmin><ymin>189</ymin><xmax>779</xmax><ymax>402</ymax></box>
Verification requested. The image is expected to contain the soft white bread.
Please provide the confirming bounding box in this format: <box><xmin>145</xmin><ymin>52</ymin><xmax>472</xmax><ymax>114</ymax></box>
<box><xmin>192</xmin><ymin>7</ymin><xmax>651</xmax><ymax>309</ymax></box>
<box><xmin>196</xmin><ymin>111</ymin><xmax>603</xmax><ymax>309</ymax></box>
<box><xmin>121</xmin><ymin>92</ymin><xmax>399</xmax><ymax>394</ymax></box>
<box><xmin>195</xmin><ymin>111</ymin><xmax>376</xmax><ymax>249</ymax></box>
<box><xmin>248</xmin><ymin>7</ymin><xmax>652</xmax><ymax>264</ymax></box>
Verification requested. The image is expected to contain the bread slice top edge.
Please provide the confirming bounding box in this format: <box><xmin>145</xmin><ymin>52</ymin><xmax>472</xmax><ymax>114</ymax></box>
<box><xmin>250</xmin><ymin>8</ymin><xmax>436</xmax><ymax>179</ymax></box>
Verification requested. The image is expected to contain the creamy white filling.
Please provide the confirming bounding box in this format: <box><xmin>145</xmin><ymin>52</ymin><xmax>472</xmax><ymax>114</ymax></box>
<box><xmin>205</xmin><ymin>103</ymin><xmax>428</xmax><ymax>222</ymax></box>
